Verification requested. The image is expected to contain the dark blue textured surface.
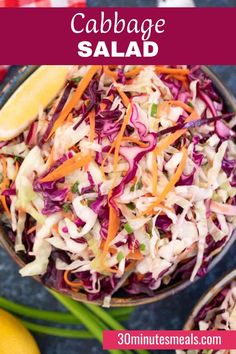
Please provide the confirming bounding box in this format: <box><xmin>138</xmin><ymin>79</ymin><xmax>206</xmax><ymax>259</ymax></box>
<box><xmin>0</xmin><ymin>3</ymin><xmax>236</xmax><ymax>354</ymax></box>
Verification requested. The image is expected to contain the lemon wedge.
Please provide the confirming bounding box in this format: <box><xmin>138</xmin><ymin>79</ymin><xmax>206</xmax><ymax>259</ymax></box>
<box><xmin>0</xmin><ymin>65</ymin><xmax>72</xmax><ymax>141</ymax></box>
<box><xmin>0</xmin><ymin>309</ymin><xmax>40</xmax><ymax>354</ymax></box>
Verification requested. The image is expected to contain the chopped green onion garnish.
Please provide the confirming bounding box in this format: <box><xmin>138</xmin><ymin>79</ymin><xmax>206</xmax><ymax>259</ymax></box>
<box><xmin>139</xmin><ymin>243</ymin><xmax>146</xmax><ymax>251</ymax></box>
<box><xmin>71</xmin><ymin>181</ymin><xmax>79</xmax><ymax>194</ymax></box>
<box><xmin>14</xmin><ymin>155</ymin><xmax>21</xmax><ymax>162</ymax></box>
<box><xmin>124</xmin><ymin>223</ymin><xmax>133</xmax><ymax>234</ymax></box>
<box><xmin>62</xmin><ymin>203</ymin><xmax>71</xmax><ymax>213</ymax></box>
<box><xmin>131</xmin><ymin>180</ymin><xmax>142</xmax><ymax>192</ymax></box>
<box><xmin>127</xmin><ymin>202</ymin><xmax>135</xmax><ymax>210</ymax></box>
<box><xmin>72</xmin><ymin>77</ymin><xmax>82</xmax><ymax>84</ymax></box>
<box><xmin>151</xmin><ymin>103</ymin><xmax>158</xmax><ymax>117</ymax></box>
<box><xmin>117</xmin><ymin>252</ymin><xmax>124</xmax><ymax>262</ymax></box>
<box><xmin>136</xmin><ymin>180</ymin><xmax>143</xmax><ymax>189</ymax></box>
<box><xmin>187</xmin><ymin>101</ymin><xmax>194</xmax><ymax>108</ymax></box>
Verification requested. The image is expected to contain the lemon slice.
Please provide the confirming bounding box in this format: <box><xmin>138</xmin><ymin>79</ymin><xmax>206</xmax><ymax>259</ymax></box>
<box><xmin>0</xmin><ymin>65</ymin><xmax>72</xmax><ymax>141</ymax></box>
<box><xmin>0</xmin><ymin>309</ymin><xmax>40</xmax><ymax>354</ymax></box>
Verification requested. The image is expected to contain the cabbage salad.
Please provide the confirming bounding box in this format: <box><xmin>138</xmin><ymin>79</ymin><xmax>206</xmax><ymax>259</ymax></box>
<box><xmin>0</xmin><ymin>65</ymin><xmax>235</xmax><ymax>303</ymax></box>
<box><xmin>196</xmin><ymin>280</ymin><xmax>236</xmax><ymax>331</ymax></box>
<box><xmin>178</xmin><ymin>279</ymin><xmax>236</xmax><ymax>354</ymax></box>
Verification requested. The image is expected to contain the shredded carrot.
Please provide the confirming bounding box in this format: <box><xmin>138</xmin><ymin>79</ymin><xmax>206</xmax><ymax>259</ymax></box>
<box><xmin>166</xmin><ymin>74</ymin><xmax>189</xmax><ymax>90</ymax></box>
<box><xmin>124</xmin><ymin>67</ymin><xmax>143</xmax><ymax>78</ymax></box>
<box><xmin>100</xmin><ymin>94</ymin><xmax>114</xmax><ymax>111</ymax></box>
<box><xmin>64</xmin><ymin>270</ymin><xmax>82</xmax><ymax>288</ymax></box>
<box><xmin>0</xmin><ymin>196</ymin><xmax>11</xmax><ymax>218</ymax></box>
<box><xmin>176</xmin><ymin>75</ymin><xmax>187</xmax><ymax>81</ymax></box>
<box><xmin>100</xmin><ymin>102</ymin><xmax>106</xmax><ymax>111</ymax></box>
<box><xmin>103</xmin><ymin>265</ymin><xmax>121</xmax><ymax>274</ymax></box>
<box><xmin>108</xmin><ymin>247</ymin><xmax>117</xmax><ymax>256</ymax></box>
<box><xmin>127</xmin><ymin>250</ymin><xmax>143</xmax><ymax>261</ymax></box>
<box><xmin>100</xmin><ymin>239</ymin><xmax>105</xmax><ymax>250</ymax></box>
<box><xmin>103</xmin><ymin>67</ymin><xmax>131</xmax><ymax>108</ymax></box>
<box><xmin>166</xmin><ymin>74</ymin><xmax>186</xmax><ymax>81</ymax></box>
<box><xmin>66</xmin><ymin>113</ymin><xmax>73</xmax><ymax>123</ymax></box>
<box><xmin>48</xmin><ymin>66</ymin><xmax>102</xmax><ymax>139</ymax></box>
<box><xmin>52</xmin><ymin>224</ymin><xmax>60</xmax><ymax>236</ymax></box>
<box><xmin>62</xmin><ymin>211</ymin><xmax>74</xmax><ymax>219</ymax></box>
<box><xmin>113</xmin><ymin>104</ymin><xmax>132</xmax><ymax>173</ymax></box>
<box><xmin>156</xmin><ymin>102</ymin><xmax>171</xmax><ymax>120</ymax></box>
<box><xmin>180</xmin><ymin>78</ymin><xmax>189</xmax><ymax>91</ymax></box>
<box><xmin>143</xmin><ymin>203</ymin><xmax>174</xmax><ymax>217</ymax></box>
<box><xmin>156</xmin><ymin>66</ymin><xmax>190</xmax><ymax>76</ymax></box>
<box><xmin>141</xmin><ymin>146</ymin><xmax>188</xmax><ymax>216</ymax></box>
<box><xmin>27</xmin><ymin>225</ymin><xmax>37</xmax><ymax>235</ymax></box>
<box><xmin>168</xmin><ymin>100</ymin><xmax>193</xmax><ymax>114</ymax></box>
<box><xmin>0</xmin><ymin>157</ymin><xmax>10</xmax><ymax>218</ymax></box>
<box><xmin>155</xmin><ymin>110</ymin><xmax>198</xmax><ymax>155</ymax></box>
<box><xmin>144</xmin><ymin>193</ymin><xmax>153</xmax><ymax>197</ymax></box>
<box><xmin>99</xmin><ymin>105</ymin><xmax>132</xmax><ymax>178</ymax></box>
<box><xmin>103</xmin><ymin>66</ymin><xmax>118</xmax><ymax>80</ymax></box>
<box><xmin>115</xmin><ymin>85</ymin><xmax>130</xmax><ymax>108</ymax></box>
<box><xmin>0</xmin><ymin>156</ymin><xmax>9</xmax><ymax>190</ymax></box>
<box><xmin>14</xmin><ymin>161</ymin><xmax>19</xmax><ymax>181</ymax></box>
<box><xmin>46</xmin><ymin>147</ymin><xmax>54</xmax><ymax>168</ymax></box>
<box><xmin>40</xmin><ymin>153</ymin><xmax>92</xmax><ymax>183</ymax></box>
<box><xmin>71</xmin><ymin>145</ymin><xmax>79</xmax><ymax>153</ymax></box>
<box><xmin>89</xmin><ymin>109</ymin><xmax>96</xmax><ymax>143</ymax></box>
<box><xmin>137</xmin><ymin>273</ymin><xmax>145</xmax><ymax>281</ymax></box>
<box><xmin>102</xmin><ymin>199</ymin><xmax>120</xmax><ymax>257</ymax></box>
<box><xmin>122</xmin><ymin>136</ymin><xmax>149</xmax><ymax>148</ymax></box>
<box><xmin>152</xmin><ymin>149</ymin><xmax>158</xmax><ymax>196</ymax></box>
<box><xmin>67</xmin><ymin>191</ymin><xmax>74</xmax><ymax>202</ymax></box>
<box><xmin>107</xmin><ymin>94</ymin><xmax>114</xmax><ymax>101</ymax></box>
<box><xmin>156</xmin><ymin>130</ymin><xmax>185</xmax><ymax>155</ymax></box>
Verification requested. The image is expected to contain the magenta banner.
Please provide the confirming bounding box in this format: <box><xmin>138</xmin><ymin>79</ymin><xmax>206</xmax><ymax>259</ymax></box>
<box><xmin>103</xmin><ymin>330</ymin><xmax>236</xmax><ymax>350</ymax></box>
<box><xmin>0</xmin><ymin>7</ymin><xmax>235</xmax><ymax>64</ymax></box>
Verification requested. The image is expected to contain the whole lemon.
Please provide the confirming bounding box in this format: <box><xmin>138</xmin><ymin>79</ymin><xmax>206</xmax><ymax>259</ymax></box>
<box><xmin>0</xmin><ymin>309</ymin><xmax>40</xmax><ymax>354</ymax></box>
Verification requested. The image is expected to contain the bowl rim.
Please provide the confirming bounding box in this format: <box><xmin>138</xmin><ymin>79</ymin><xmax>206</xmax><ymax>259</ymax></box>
<box><xmin>184</xmin><ymin>268</ymin><xmax>236</xmax><ymax>330</ymax></box>
<box><xmin>0</xmin><ymin>65</ymin><xmax>236</xmax><ymax>307</ymax></box>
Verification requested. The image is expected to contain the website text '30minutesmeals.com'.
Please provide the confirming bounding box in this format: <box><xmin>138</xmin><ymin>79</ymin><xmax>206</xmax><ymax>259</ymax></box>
<box><xmin>103</xmin><ymin>330</ymin><xmax>236</xmax><ymax>350</ymax></box>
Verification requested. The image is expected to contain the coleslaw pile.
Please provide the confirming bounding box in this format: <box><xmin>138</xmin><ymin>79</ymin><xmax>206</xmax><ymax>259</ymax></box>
<box><xmin>0</xmin><ymin>65</ymin><xmax>236</xmax><ymax>303</ymax></box>
<box><xmin>179</xmin><ymin>279</ymin><xmax>236</xmax><ymax>354</ymax></box>
<box><xmin>194</xmin><ymin>280</ymin><xmax>236</xmax><ymax>332</ymax></box>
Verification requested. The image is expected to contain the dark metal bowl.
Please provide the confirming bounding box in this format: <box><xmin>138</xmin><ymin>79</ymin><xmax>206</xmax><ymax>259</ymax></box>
<box><xmin>184</xmin><ymin>269</ymin><xmax>236</xmax><ymax>330</ymax></box>
<box><xmin>0</xmin><ymin>66</ymin><xmax>235</xmax><ymax>307</ymax></box>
